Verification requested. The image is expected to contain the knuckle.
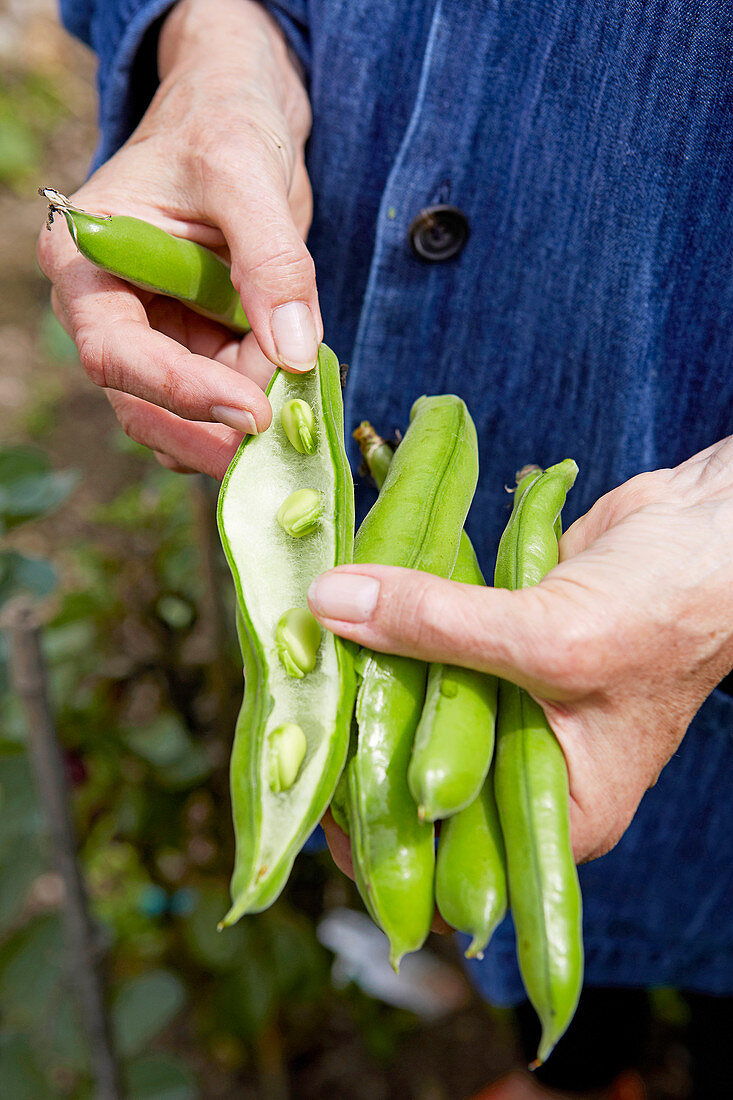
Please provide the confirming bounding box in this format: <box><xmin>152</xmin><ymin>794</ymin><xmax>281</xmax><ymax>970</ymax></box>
<box><xmin>391</xmin><ymin>575</ymin><xmax>448</xmax><ymax>650</ymax></box>
<box><xmin>234</xmin><ymin>239</ymin><xmax>315</xmax><ymax>296</ymax></box>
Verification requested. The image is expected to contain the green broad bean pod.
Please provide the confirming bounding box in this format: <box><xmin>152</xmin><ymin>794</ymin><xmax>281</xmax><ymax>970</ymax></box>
<box><xmin>345</xmin><ymin>396</ymin><xmax>479</xmax><ymax>969</ymax></box>
<box><xmin>435</xmin><ymin>776</ymin><xmax>507</xmax><ymax>959</ymax></box>
<box><xmin>217</xmin><ymin>344</ymin><xmax>354</xmax><ymax>921</ymax></box>
<box><xmin>41</xmin><ymin>189</ymin><xmax>250</xmax><ymax>334</ymax></box>
<box><xmin>493</xmin><ymin>459</ymin><xmax>583</xmax><ymax>1066</ymax></box>
<box><xmin>408</xmin><ymin>531</ymin><xmax>498</xmax><ymax>822</ymax></box>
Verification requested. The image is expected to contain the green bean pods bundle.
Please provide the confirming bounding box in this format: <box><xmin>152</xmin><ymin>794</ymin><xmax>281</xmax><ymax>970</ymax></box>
<box><xmin>41</xmin><ymin>189</ymin><xmax>250</xmax><ymax>333</ymax></box>
<box><xmin>218</xmin><ymin>344</ymin><xmax>354</xmax><ymax>921</ymax></box>
<box><xmin>346</xmin><ymin>396</ymin><xmax>479</xmax><ymax>969</ymax></box>
<box><xmin>493</xmin><ymin>459</ymin><xmax>583</xmax><ymax>1066</ymax></box>
<box><xmin>352</xmin><ymin>422</ymin><xmax>506</xmax><ymax>957</ymax></box>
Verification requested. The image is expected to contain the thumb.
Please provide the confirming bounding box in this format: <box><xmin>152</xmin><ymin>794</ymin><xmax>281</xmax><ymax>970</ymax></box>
<box><xmin>208</xmin><ymin>153</ymin><xmax>321</xmax><ymax>373</ymax></box>
<box><xmin>307</xmin><ymin>564</ymin><xmax>566</xmax><ymax>695</ymax></box>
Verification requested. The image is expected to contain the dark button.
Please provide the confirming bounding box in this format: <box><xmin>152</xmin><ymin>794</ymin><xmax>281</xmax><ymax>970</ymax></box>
<box><xmin>409</xmin><ymin>205</ymin><xmax>470</xmax><ymax>263</ymax></box>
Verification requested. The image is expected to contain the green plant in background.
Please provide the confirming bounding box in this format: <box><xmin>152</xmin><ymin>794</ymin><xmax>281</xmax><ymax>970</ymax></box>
<box><xmin>0</xmin><ymin>445</ymin><xmax>78</xmax><ymax>610</ymax></box>
<box><xmin>0</xmin><ymin>447</ymin><xmax>343</xmax><ymax>1098</ymax></box>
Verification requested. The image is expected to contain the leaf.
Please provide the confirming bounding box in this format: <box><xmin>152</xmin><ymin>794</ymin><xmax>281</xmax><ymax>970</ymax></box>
<box><xmin>0</xmin><ymin>550</ymin><xmax>57</xmax><ymax>608</ymax></box>
<box><xmin>0</xmin><ymin>447</ymin><xmax>48</xmax><ymax>483</ymax></box>
<box><xmin>123</xmin><ymin>1053</ymin><xmax>198</xmax><ymax>1100</ymax></box>
<box><xmin>0</xmin><ymin>755</ymin><xmax>42</xmax><ymax>849</ymax></box>
<box><xmin>0</xmin><ymin>1033</ymin><xmax>54</xmax><ymax>1099</ymax></box>
<box><xmin>0</xmin><ymin>841</ymin><xmax>44</xmax><ymax>931</ymax></box>
<box><xmin>123</xmin><ymin>716</ymin><xmax>211</xmax><ymax>790</ymax></box>
<box><xmin>0</xmin><ymin>471</ymin><xmax>79</xmax><ymax>529</ymax></box>
<box><xmin>0</xmin><ymin>446</ymin><xmax>78</xmax><ymax>528</ymax></box>
<box><xmin>0</xmin><ymin>915</ymin><xmax>64</xmax><ymax>1028</ymax></box>
<box><xmin>123</xmin><ymin>716</ymin><xmax>190</xmax><ymax>768</ymax></box>
<box><xmin>111</xmin><ymin>970</ymin><xmax>187</xmax><ymax>1058</ymax></box>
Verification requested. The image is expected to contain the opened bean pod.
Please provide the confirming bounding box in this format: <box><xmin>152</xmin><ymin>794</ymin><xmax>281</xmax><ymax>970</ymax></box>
<box><xmin>218</xmin><ymin>344</ymin><xmax>355</xmax><ymax>920</ymax></box>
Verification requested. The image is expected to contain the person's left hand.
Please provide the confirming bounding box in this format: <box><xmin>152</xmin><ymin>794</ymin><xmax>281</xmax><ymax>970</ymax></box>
<box><xmin>309</xmin><ymin>436</ymin><xmax>733</xmax><ymax>864</ymax></box>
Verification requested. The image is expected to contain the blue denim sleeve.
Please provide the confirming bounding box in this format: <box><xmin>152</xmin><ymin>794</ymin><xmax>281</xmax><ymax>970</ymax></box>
<box><xmin>58</xmin><ymin>1</ymin><xmax>310</xmax><ymax>172</ymax></box>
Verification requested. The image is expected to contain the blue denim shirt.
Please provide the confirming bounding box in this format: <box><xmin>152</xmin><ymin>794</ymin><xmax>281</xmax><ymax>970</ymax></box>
<box><xmin>61</xmin><ymin>0</ymin><xmax>733</xmax><ymax>1004</ymax></box>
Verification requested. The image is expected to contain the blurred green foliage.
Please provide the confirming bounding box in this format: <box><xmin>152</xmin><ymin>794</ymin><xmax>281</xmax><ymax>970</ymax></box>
<box><xmin>0</xmin><ymin>445</ymin><xmax>344</xmax><ymax>1097</ymax></box>
<box><xmin>0</xmin><ymin>71</ymin><xmax>68</xmax><ymax>192</ymax></box>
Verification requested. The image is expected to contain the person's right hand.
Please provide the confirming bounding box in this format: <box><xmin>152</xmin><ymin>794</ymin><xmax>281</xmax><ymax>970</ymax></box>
<box><xmin>37</xmin><ymin>0</ymin><xmax>320</xmax><ymax>479</ymax></box>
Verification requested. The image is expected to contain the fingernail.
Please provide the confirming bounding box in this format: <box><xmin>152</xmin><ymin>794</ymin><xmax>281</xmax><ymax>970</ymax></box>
<box><xmin>271</xmin><ymin>301</ymin><xmax>318</xmax><ymax>371</ymax></box>
<box><xmin>308</xmin><ymin>573</ymin><xmax>379</xmax><ymax>622</ymax></box>
<box><xmin>211</xmin><ymin>405</ymin><xmax>258</xmax><ymax>434</ymax></box>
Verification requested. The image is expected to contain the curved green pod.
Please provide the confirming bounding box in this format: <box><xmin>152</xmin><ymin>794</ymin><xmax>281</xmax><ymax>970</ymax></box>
<box><xmin>353</xmin><ymin>395</ymin><xmax>479</xmax><ymax>576</ymax></box>
<box><xmin>346</xmin><ymin>396</ymin><xmax>479</xmax><ymax>969</ymax></box>
<box><xmin>408</xmin><ymin>532</ymin><xmax>498</xmax><ymax>821</ymax></box>
<box><xmin>347</xmin><ymin>649</ymin><xmax>431</xmax><ymax>965</ymax></box>
<box><xmin>435</xmin><ymin>776</ymin><xmax>507</xmax><ymax>959</ymax></box>
<box><xmin>493</xmin><ymin>458</ymin><xmax>583</xmax><ymax>1066</ymax></box>
<box><xmin>41</xmin><ymin>188</ymin><xmax>250</xmax><ymax>334</ymax></box>
<box><xmin>217</xmin><ymin>344</ymin><xmax>354</xmax><ymax>921</ymax></box>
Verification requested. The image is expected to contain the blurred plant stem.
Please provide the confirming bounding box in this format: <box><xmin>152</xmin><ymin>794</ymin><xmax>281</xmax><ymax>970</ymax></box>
<box><xmin>4</xmin><ymin>598</ymin><xmax>122</xmax><ymax>1100</ymax></box>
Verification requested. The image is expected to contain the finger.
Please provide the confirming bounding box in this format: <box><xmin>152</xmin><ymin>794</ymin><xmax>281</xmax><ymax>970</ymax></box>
<box><xmin>153</xmin><ymin>451</ymin><xmax>198</xmax><ymax>474</ymax></box>
<box><xmin>106</xmin><ymin>391</ymin><xmax>241</xmax><ymax>480</ymax></box>
<box><xmin>321</xmin><ymin>810</ymin><xmax>354</xmax><ymax>879</ymax></box>
<box><xmin>146</xmin><ymin>299</ymin><xmax>274</xmax><ymax>389</ymax></box>
<box><xmin>204</xmin><ymin>145</ymin><xmax>322</xmax><ymax>373</ymax></box>
<box><xmin>307</xmin><ymin>564</ymin><xmax>567</xmax><ymax>694</ymax></box>
<box><xmin>229</xmin><ymin>332</ymin><xmax>277</xmax><ymax>391</ymax></box>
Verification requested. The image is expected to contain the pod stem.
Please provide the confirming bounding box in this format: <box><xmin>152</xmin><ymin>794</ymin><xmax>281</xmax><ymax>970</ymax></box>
<box><xmin>353</xmin><ymin>421</ymin><xmax>395</xmax><ymax>489</ymax></box>
<box><xmin>39</xmin><ymin>187</ymin><xmax>110</xmax><ymax>243</ymax></box>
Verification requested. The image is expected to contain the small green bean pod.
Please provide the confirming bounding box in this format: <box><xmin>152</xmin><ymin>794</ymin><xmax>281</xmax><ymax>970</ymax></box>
<box><xmin>493</xmin><ymin>459</ymin><xmax>583</xmax><ymax>1066</ymax></box>
<box><xmin>345</xmin><ymin>396</ymin><xmax>479</xmax><ymax>969</ymax></box>
<box><xmin>435</xmin><ymin>775</ymin><xmax>507</xmax><ymax>959</ymax></box>
<box><xmin>41</xmin><ymin>188</ymin><xmax>250</xmax><ymax>334</ymax></box>
<box><xmin>408</xmin><ymin>532</ymin><xmax>498</xmax><ymax>821</ymax></box>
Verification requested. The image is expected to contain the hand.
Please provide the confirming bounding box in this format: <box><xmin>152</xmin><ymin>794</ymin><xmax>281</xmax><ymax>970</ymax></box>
<box><xmin>37</xmin><ymin>0</ymin><xmax>319</xmax><ymax>478</ymax></box>
<box><xmin>310</xmin><ymin>437</ymin><xmax>733</xmax><ymax>863</ymax></box>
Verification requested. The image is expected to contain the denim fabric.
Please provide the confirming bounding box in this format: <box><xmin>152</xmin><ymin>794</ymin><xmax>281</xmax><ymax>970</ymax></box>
<box><xmin>61</xmin><ymin>0</ymin><xmax>733</xmax><ymax>1003</ymax></box>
